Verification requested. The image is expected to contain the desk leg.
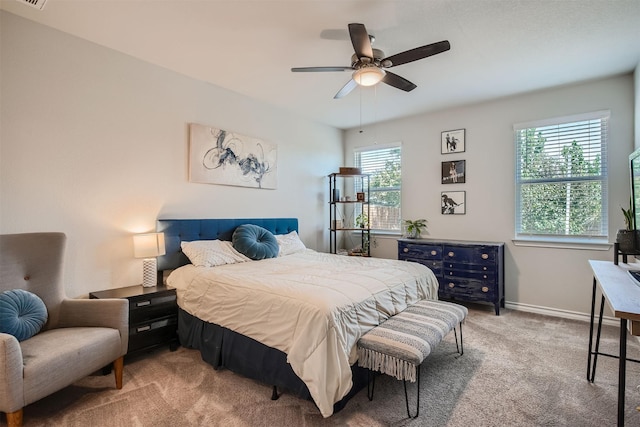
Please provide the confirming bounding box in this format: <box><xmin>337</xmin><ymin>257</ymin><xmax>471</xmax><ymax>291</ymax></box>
<box><xmin>588</xmin><ymin>277</ymin><xmax>597</xmax><ymax>380</ymax></box>
<box><xmin>590</xmin><ymin>295</ymin><xmax>606</xmax><ymax>382</ymax></box>
<box><xmin>618</xmin><ymin>318</ymin><xmax>627</xmax><ymax>427</ymax></box>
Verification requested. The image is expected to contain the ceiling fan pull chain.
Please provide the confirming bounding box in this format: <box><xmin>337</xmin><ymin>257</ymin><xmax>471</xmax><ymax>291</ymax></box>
<box><xmin>359</xmin><ymin>84</ymin><xmax>363</xmax><ymax>134</ymax></box>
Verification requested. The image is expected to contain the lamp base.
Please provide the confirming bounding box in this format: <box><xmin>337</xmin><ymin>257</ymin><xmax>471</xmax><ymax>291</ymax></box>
<box><xmin>142</xmin><ymin>258</ymin><xmax>158</xmax><ymax>287</ymax></box>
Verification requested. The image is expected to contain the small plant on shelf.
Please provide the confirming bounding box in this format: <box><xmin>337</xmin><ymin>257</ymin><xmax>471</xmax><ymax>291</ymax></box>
<box><xmin>355</xmin><ymin>213</ymin><xmax>369</xmax><ymax>228</ymax></box>
<box><xmin>403</xmin><ymin>219</ymin><xmax>428</xmax><ymax>239</ymax></box>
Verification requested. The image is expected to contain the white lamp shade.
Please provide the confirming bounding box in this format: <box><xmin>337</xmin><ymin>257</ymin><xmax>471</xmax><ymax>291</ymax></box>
<box><xmin>353</xmin><ymin>67</ymin><xmax>386</xmax><ymax>87</ymax></box>
<box><xmin>133</xmin><ymin>233</ymin><xmax>166</xmax><ymax>258</ymax></box>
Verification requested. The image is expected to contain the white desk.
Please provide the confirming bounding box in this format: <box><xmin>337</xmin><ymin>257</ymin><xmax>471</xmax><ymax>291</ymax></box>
<box><xmin>588</xmin><ymin>260</ymin><xmax>640</xmax><ymax>427</ymax></box>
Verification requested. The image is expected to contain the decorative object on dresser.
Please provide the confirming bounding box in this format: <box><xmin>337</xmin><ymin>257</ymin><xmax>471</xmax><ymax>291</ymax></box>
<box><xmin>329</xmin><ymin>172</ymin><xmax>371</xmax><ymax>256</ymax></box>
<box><xmin>90</xmin><ymin>285</ymin><xmax>179</xmax><ymax>356</ymax></box>
<box><xmin>133</xmin><ymin>233</ymin><xmax>166</xmax><ymax>287</ymax></box>
<box><xmin>441</xmin><ymin>191</ymin><xmax>465</xmax><ymax>215</ymax></box>
<box><xmin>441</xmin><ymin>129</ymin><xmax>465</xmax><ymax>154</ymax></box>
<box><xmin>398</xmin><ymin>238</ymin><xmax>504</xmax><ymax>315</ymax></box>
<box><xmin>403</xmin><ymin>219</ymin><xmax>428</xmax><ymax>239</ymax></box>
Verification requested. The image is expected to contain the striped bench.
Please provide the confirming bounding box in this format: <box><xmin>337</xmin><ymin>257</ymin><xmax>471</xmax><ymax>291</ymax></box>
<box><xmin>356</xmin><ymin>299</ymin><xmax>468</xmax><ymax>418</ymax></box>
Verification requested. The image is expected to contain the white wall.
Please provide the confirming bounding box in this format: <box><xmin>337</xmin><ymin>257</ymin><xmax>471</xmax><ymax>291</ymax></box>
<box><xmin>345</xmin><ymin>75</ymin><xmax>635</xmax><ymax>316</ymax></box>
<box><xmin>0</xmin><ymin>12</ymin><xmax>341</xmax><ymax>297</ymax></box>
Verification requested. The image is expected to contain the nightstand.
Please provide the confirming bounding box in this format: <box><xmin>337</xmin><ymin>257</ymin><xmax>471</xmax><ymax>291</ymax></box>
<box><xmin>90</xmin><ymin>284</ymin><xmax>179</xmax><ymax>356</ymax></box>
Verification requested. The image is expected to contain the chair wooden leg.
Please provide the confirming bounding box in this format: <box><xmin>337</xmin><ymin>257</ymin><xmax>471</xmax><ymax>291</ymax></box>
<box><xmin>6</xmin><ymin>408</ymin><xmax>23</xmax><ymax>427</ymax></box>
<box><xmin>113</xmin><ymin>356</ymin><xmax>124</xmax><ymax>389</ymax></box>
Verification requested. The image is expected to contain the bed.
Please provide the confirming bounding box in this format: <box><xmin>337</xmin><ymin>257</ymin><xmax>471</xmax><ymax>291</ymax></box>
<box><xmin>157</xmin><ymin>218</ymin><xmax>439</xmax><ymax>417</ymax></box>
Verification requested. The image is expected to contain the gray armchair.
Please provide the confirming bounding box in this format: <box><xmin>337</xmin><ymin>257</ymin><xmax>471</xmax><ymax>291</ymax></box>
<box><xmin>0</xmin><ymin>233</ymin><xmax>128</xmax><ymax>427</ymax></box>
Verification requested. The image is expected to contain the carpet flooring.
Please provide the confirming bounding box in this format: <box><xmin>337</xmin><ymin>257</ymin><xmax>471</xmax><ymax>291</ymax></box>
<box><xmin>6</xmin><ymin>304</ymin><xmax>640</xmax><ymax>427</ymax></box>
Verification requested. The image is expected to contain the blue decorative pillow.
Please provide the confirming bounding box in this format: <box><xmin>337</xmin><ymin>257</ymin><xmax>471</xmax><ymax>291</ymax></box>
<box><xmin>0</xmin><ymin>289</ymin><xmax>48</xmax><ymax>341</ymax></box>
<box><xmin>232</xmin><ymin>224</ymin><xmax>279</xmax><ymax>260</ymax></box>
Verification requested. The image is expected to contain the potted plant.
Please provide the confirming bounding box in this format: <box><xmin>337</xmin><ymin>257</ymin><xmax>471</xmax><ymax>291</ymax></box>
<box><xmin>355</xmin><ymin>213</ymin><xmax>369</xmax><ymax>229</ymax></box>
<box><xmin>616</xmin><ymin>198</ymin><xmax>635</xmax><ymax>253</ymax></box>
<box><xmin>403</xmin><ymin>219</ymin><xmax>428</xmax><ymax>239</ymax></box>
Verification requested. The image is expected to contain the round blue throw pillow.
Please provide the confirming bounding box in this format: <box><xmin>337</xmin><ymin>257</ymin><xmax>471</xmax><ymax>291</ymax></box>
<box><xmin>232</xmin><ymin>224</ymin><xmax>279</xmax><ymax>260</ymax></box>
<box><xmin>0</xmin><ymin>289</ymin><xmax>48</xmax><ymax>341</ymax></box>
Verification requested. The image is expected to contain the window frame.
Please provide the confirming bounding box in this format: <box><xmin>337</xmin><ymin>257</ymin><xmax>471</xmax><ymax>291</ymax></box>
<box><xmin>513</xmin><ymin>110</ymin><xmax>610</xmax><ymax>249</ymax></box>
<box><xmin>354</xmin><ymin>142</ymin><xmax>402</xmax><ymax>234</ymax></box>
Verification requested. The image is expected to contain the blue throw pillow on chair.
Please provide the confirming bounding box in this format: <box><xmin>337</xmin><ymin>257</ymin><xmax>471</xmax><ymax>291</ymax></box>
<box><xmin>0</xmin><ymin>289</ymin><xmax>48</xmax><ymax>341</ymax></box>
<box><xmin>232</xmin><ymin>224</ymin><xmax>279</xmax><ymax>260</ymax></box>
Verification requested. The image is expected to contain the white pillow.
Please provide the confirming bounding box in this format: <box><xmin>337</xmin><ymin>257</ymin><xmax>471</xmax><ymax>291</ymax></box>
<box><xmin>181</xmin><ymin>240</ymin><xmax>250</xmax><ymax>267</ymax></box>
<box><xmin>275</xmin><ymin>231</ymin><xmax>306</xmax><ymax>256</ymax></box>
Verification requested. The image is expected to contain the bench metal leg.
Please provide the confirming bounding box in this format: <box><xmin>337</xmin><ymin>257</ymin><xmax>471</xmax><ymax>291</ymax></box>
<box><xmin>367</xmin><ymin>369</ymin><xmax>375</xmax><ymax>401</ymax></box>
<box><xmin>403</xmin><ymin>365</ymin><xmax>421</xmax><ymax>418</ymax></box>
<box><xmin>454</xmin><ymin>322</ymin><xmax>464</xmax><ymax>357</ymax></box>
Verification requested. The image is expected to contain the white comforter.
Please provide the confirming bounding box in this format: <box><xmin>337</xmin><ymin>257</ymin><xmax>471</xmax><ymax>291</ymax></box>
<box><xmin>167</xmin><ymin>249</ymin><xmax>438</xmax><ymax>417</ymax></box>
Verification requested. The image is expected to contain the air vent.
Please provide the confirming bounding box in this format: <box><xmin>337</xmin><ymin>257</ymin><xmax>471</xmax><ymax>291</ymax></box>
<box><xmin>15</xmin><ymin>0</ymin><xmax>48</xmax><ymax>10</ymax></box>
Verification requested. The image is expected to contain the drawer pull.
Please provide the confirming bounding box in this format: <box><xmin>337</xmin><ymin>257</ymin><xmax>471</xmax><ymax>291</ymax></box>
<box><xmin>136</xmin><ymin>300</ymin><xmax>151</xmax><ymax>307</ymax></box>
<box><xmin>136</xmin><ymin>325</ymin><xmax>151</xmax><ymax>332</ymax></box>
<box><xmin>482</xmin><ymin>286</ymin><xmax>489</xmax><ymax>292</ymax></box>
<box><xmin>403</xmin><ymin>248</ymin><xmax>409</xmax><ymax>253</ymax></box>
<box><xmin>448</xmin><ymin>251</ymin><xmax>454</xmax><ymax>257</ymax></box>
<box><xmin>481</xmin><ymin>253</ymin><xmax>489</xmax><ymax>260</ymax></box>
<box><xmin>448</xmin><ymin>283</ymin><xmax>455</xmax><ymax>288</ymax></box>
<box><xmin>431</xmin><ymin>250</ymin><xmax>437</xmax><ymax>256</ymax></box>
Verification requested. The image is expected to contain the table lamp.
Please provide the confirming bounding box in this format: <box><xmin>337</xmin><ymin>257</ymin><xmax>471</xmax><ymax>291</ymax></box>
<box><xmin>133</xmin><ymin>232</ymin><xmax>166</xmax><ymax>287</ymax></box>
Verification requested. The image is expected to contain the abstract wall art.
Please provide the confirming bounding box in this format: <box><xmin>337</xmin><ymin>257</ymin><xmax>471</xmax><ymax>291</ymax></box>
<box><xmin>189</xmin><ymin>123</ymin><xmax>277</xmax><ymax>189</ymax></box>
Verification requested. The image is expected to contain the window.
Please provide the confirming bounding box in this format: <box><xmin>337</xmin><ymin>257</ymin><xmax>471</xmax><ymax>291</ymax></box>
<box><xmin>514</xmin><ymin>111</ymin><xmax>609</xmax><ymax>243</ymax></box>
<box><xmin>354</xmin><ymin>144</ymin><xmax>402</xmax><ymax>232</ymax></box>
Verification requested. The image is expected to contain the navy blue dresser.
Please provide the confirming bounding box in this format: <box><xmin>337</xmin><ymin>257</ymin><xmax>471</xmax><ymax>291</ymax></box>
<box><xmin>398</xmin><ymin>239</ymin><xmax>505</xmax><ymax>315</ymax></box>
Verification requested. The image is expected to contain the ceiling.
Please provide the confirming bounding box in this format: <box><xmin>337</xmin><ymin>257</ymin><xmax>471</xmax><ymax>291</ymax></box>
<box><xmin>2</xmin><ymin>0</ymin><xmax>640</xmax><ymax>130</ymax></box>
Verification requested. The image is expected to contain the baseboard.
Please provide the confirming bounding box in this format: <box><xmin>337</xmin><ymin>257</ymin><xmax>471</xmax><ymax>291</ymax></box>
<box><xmin>504</xmin><ymin>301</ymin><xmax>619</xmax><ymax>327</ymax></box>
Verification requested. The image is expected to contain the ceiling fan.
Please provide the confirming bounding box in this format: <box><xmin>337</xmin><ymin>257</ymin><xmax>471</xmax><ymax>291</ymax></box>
<box><xmin>291</xmin><ymin>23</ymin><xmax>450</xmax><ymax>99</ymax></box>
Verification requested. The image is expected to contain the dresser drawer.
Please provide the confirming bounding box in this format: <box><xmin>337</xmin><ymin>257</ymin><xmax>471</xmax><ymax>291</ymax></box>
<box><xmin>128</xmin><ymin>314</ymin><xmax>178</xmax><ymax>353</ymax></box>
<box><xmin>443</xmin><ymin>245</ymin><xmax>497</xmax><ymax>265</ymax></box>
<box><xmin>399</xmin><ymin>242</ymin><xmax>442</xmax><ymax>260</ymax></box>
<box><xmin>443</xmin><ymin>265</ymin><xmax>496</xmax><ymax>281</ymax></box>
<box><xmin>129</xmin><ymin>293</ymin><xmax>177</xmax><ymax>324</ymax></box>
<box><xmin>440</xmin><ymin>278</ymin><xmax>496</xmax><ymax>301</ymax></box>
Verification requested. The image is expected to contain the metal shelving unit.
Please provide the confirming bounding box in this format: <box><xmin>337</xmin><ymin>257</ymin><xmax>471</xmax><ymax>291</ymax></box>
<box><xmin>328</xmin><ymin>173</ymin><xmax>370</xmax><ymax>256</ymax></box>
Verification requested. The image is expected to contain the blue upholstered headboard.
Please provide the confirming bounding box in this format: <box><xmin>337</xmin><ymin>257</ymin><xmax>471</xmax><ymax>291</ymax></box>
<box><xmin>156</xmin><ymin>218</ymin><xmax>298</xmax><ymax>271</ymax></box>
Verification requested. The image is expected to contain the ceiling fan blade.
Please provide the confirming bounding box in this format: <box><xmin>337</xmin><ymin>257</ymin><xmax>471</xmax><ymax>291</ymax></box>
<box><xmin>319</xmin><ymin>28</ymin><xmax>349</xmax><ymax>40</ymax></box>
<box><xmin>382</xmin><ymin>71</ymin><xmax>417</xmax><ymax>92</ymax></box>
<box><xmin>348</xmin><ymin>23</ymin><xmax>373</xmax><ymax>59</ymax></box>
<box><xmin>334</xmin><ymin>79</ymin><xmax>358</xmax><ymax>99</ymax></box>
<box><xmin>382</xmin><ymin>40</ymin><xmax>450</xmax><ymax>68</ymax></box>
<box><xmin>291</xmin><ymin>66</ymin><xmax>352</xmax><ymax>72</ymax></box>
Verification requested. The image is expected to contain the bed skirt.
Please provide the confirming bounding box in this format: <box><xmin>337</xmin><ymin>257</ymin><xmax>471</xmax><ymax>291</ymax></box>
<box><xmin>178</xmin><ymin>308</ymin><xmax>368</xmax><ymax>413</ymax></box>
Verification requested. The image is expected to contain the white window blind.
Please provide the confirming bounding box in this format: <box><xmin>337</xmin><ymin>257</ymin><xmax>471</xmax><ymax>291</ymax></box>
<box><xmin>514</xmin><ymin>111</ymin><xmax>609</xmax><ymax>242</ymax></box>
<box><xmin>355</xmin><ymin>144</ymin><xmax>402</xmax><ymax>232</ymax></box>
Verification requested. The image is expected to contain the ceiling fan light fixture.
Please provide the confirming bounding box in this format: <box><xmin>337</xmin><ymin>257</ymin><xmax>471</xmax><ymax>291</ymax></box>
<box><xmin>353</xmin><ymin>67</ymin><xmax>386</xmax><ymax>87</ymax></box>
